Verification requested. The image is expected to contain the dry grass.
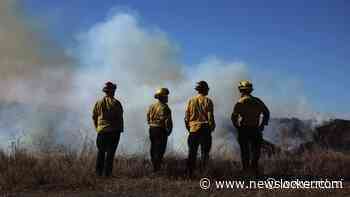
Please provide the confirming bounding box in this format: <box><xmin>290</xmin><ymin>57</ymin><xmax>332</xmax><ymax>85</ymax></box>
<box><xmin>262</xmin><ymin>149</ymin><xmax>350</xmax><ymax>178</ymax></box>
<box><xmin>1</xmin><ymin>145</ymin><xmax>349</xmax><ymax>196</ymax></box>
<box><xmin>0</xmin><ymin>147</ymin><xmax>97</xmax><ymax>192</ymax></box>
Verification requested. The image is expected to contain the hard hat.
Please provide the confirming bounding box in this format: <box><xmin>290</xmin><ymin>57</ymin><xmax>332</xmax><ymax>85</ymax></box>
<box><xmin>238</xmin><ymin>80</ymin><xmax>253</xmax><ymax>91</ymax></box>
<box><xmin>154</xmin><ymin>88</ymin><xmax>170</xmax><ymax>99</ymax></box>
<box><xmin>103</xmin><ymin>81</ymin><xmax>117</xmax><ymax>92</ymax></box>
<box><xmin>195</xmin><ymin>80</ymin><xmax>209</xmax><ymax>91</ymax></box>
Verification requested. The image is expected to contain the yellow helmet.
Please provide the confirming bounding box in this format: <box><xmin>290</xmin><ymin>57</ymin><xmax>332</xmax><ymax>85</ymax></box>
<box><xmin>154</xmin><ymin>88</ymin><xmax>170</xmax><ymax>99</ymax></box>
<box><xmin>238</xmin><ymin>80</ymin><xmax>253</xmax><ymax>91</ymax></box>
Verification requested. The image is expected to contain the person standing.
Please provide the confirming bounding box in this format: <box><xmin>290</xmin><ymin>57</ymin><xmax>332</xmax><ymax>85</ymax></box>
<box><xmin>147</xmin><ymin>88</ymin><xmax>173</xmax><ymax>172</ymax></box>
<box><xmin>185</xmin><ymin>81</ymin><xmax>215</xmax><ymax>176</ymax></box>
<box><xmin>231</xmin><ymin>80</ymin><xmax>270</xmax><ymax>175</ymax></box>
<box><xmin>92</xmin><ymin>81</ymin><xmax>124</xmax><ymax>177</ymax></box>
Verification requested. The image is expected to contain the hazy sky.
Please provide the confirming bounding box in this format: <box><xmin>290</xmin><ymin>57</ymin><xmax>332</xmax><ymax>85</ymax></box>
<box><xmin>21</xmin><ymin>0</ymin><xmax>349</xmax><ymax>116</ymax></box>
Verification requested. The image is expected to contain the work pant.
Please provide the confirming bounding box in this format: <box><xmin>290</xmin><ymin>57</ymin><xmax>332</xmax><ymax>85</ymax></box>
<box><xmin>187</xmin><ymin>128</ymin><xmax>212</xmax><ymax>175</ymax></box>
<box><xmin>96</xmin><ymin>132</ymin><xmax>120</xmax><ymax>177</ymax></box>
<box><xmin>237</xmin><ymin>127</ymin><xmax>262</xmax><ymax>173</ymax></box>
<box><xmin>149</xmin><ymin>127</ymin><xmax>168</xmax><ymax>172</ymax></box>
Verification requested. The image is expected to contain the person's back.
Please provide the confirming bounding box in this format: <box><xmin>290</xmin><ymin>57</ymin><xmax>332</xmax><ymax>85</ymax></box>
<box><xmin>231</xmin><ymin>80</ymin><xmax>269</xmax><ymax>175</ymax></box>
<box><xmin>185</xmin><ymin>81</ymin><xmax>215</xmax><ymax>176</ymax></box>
<box><xmin>147</xmin><ymin>88</ymin><xmax>172</xmax><ymax>172</ymax></box>
<box><xmin>185</xmin><ymin>94</ymin><xmax>215</xmax><ymax>132</ymax></box>
<box><xmin>92</xmin><ymin>81</ymin><xmax>124</xmax><ymax>177</ymax></box>
<box><xmin>147</xmin><ymin>101</ymin><xmax>172</xmax><ymax>131</ymax></box>
<box><xmin>93</xmin><ymin>96</ymin><xmax>123</xmax><ymax>133</ymax></box>
<box><xmin>233</xmin><ymin>95</ymin><xmax>268</xmax><ymax>128</ymax></box>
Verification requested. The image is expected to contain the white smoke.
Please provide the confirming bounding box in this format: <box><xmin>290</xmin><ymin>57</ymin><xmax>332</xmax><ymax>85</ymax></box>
<box><xmin>71</xmin><ymin>11</ymin><xmax>321</xmax><ymax>154</ymax></box>
<box><xmin>0</xmin><ymin>0</ymin><xmax>73</xmax><ymax>106</ymax></box>
<box><xmin>0</xmin><ymin>0</ymin><xmax>75</xmax><ymax>151</ymax></box>
<box><xmin>0</xmin><ymin>5</ymin><xmax>329</xmax><ymax>154</ymax></box>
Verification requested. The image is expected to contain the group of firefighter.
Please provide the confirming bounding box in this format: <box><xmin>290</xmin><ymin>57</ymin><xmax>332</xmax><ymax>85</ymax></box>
<box><xmin>92</xmin><ymin>80</ymin><xmax>270</xmax><ymax>177</ymax></box>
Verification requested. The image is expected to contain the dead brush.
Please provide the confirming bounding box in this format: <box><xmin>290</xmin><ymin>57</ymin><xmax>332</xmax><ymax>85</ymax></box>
<box><xmin>1</xmin><ymin>145</ymin><xmax>350</xmax><ymax>192</ymax></box>
<box><xmin>114</xmin><ymin>154</ymin><xmax>151</xmax><ymax>178</ymax></box>
<box><xmin>0</xmin><ymin>146</ymin><xmax>97</xmax><ymax>192</ymax></box>
<box><xmin>300</xmin><ymin>149</ymin><xmax>350</xmax><ymax>177</ymax></box>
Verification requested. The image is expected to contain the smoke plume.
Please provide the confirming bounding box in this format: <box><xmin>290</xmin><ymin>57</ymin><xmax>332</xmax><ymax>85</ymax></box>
<box><xmin>0</xmin><ymin>0</ymin><xmax>75</xmax><ymax>150</ymax></box>
<box><xmin>72</xmin><ymin>11</ymin><xmax>319</xmax><ymax>154</ymax></box>
<box><xmin>0</xmin><ymin>4</ymin><xmax>325</xmax><ymax>154</ymax></box>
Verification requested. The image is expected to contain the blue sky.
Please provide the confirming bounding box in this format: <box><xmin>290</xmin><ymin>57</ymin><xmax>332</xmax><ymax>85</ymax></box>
<box><xmin>22</xmin><ymin>0</ymin><xmax>349</xmax><ymax>116</ymax></box>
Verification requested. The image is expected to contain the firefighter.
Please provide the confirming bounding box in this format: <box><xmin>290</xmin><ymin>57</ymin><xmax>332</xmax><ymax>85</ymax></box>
<box><xmin>231</xmin><ymin>80</ymin><xmax>270</xmax><ymax>175</ymax></box>
<box><xmin>92</xmin><ymin>81</ymin><xmax>124</xmax><ymax>177</ymax></box>
<box><xmin>147</xmin><ymin>88</ymin><xmax>173</xmax><ymax>172</ymax></box>
<box><xmin>185</xmin><ymin>81</ymin><xmax>215</xmax><ymax>176</ymax></box>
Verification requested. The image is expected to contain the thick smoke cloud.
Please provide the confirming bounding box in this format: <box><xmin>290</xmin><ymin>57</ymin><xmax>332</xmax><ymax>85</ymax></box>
<box><xmin>0</xmin><ymin>0</ymin><xmax>75</xmax><ymax>150</ymax></box>
<box><xmin>0</xmin><ymin>0</ymin><xmax>73</xmax><ymax>105</ymax></box>
<box><xmin>73</xmin><ymin>11</ymin><xmax>318</xmax><ymax>154</ymax></box>
<box><xmin>0</xmin><ymin>4</ymin><xmax>324</xmax><ymax>154</ymax></box>
<box><xmin>72</xmin><ymin>12</ymin><xmax>252</xmax><ymax>154</ymax></box>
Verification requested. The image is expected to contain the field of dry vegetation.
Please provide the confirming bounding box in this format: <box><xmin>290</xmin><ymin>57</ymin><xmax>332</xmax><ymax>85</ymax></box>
<box><xmin>1</xmin><ymin>144</ymin><xmax>350</xmax><ymax>197</ymax></box>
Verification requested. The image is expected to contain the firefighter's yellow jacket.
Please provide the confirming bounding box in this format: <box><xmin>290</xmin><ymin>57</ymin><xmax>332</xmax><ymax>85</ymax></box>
<box><xmin>185</xmin><ymin>94</ymin><xmax>215</xmax><ymax>132</ymax></box>
<box><xmin>231</xmin><ymin>94</ymin><xmax>269</xmax><ymax>128</ymax></box>
<box><xmin>92</xmin><ymin>96</ymin><xmax>124</xmax><ymax>133</ymax></box>
<box><xmin>147</xmin><ymin>101</ymin><xmax>173</xmax><ymax>134</ymax></box>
